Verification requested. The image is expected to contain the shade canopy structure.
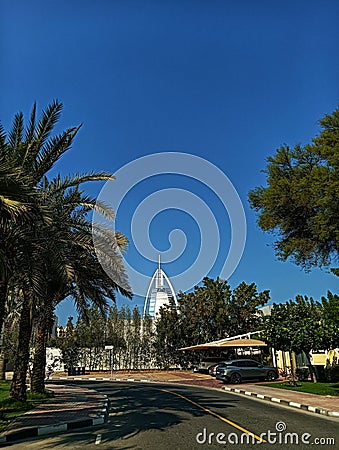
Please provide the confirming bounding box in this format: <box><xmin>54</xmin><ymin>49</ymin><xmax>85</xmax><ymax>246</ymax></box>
<box><xmin>179</xmin><ymin>338</ymin><xmax>267</xmax><ymax>351</ymax></box>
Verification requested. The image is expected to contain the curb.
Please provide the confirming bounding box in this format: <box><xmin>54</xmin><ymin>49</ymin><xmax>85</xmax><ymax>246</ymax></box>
<box><xmin>0</xmin><ymin>395</ymin><xmax>109</xmax><ymax>444</ymax></box>
<box><xmin>221</xmin><ymin>386</ymin><xmax>339</xmax><ymax>418</ymax></box>
<box><xmin>52</xmin><ymin>376</ymin><xmax>186</xmax><ymax>383</ymax></box>
<box><xmin>55</xmin><ymin>376</ymin><xmax>153</xmax><ymax>382</ymax></box>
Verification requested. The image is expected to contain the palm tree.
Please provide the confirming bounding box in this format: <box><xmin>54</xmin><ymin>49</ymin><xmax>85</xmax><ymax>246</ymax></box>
<box><xmin>0</xmin><ymin>152</ymin><xmax>37</xmax><ymax>344</ymax></box>
<box><xmin>29</xmin><ymin>185</ymin><xmax>131</xmax><ymax>394</ymax></box>
<box><xmin>0</xmin><ymin>100</ymin><xmax>115</xmax><ymax>320</ymax></box>
<box><xmin>0</xmin><ymin>101</ymin><xmax>131</xmax><ymax>401</ymax></box>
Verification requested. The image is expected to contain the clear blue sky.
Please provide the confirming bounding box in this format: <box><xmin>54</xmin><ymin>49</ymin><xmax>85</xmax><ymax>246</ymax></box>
<box><xmin>1</xmin><ymin>0</ymin><xmax>338</xmax><ymax>325</ymax></box>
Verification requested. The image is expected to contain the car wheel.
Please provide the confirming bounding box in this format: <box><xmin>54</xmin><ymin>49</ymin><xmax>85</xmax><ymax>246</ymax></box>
<box><xmin>267</xmin><ymin>370</ymin><xmax>277</xmax><ymax>381</ymax></box>
<box><xmin>230</xmin><ymin>372</ymin><xmax>242</xmax><ymax>384</ymax></box>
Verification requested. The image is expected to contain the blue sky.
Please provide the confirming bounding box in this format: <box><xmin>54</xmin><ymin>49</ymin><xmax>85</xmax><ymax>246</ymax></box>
<box><xmin>1</xmin><ymin>0</ymin><xmax>338</xmax><ymax>325</ymax></box>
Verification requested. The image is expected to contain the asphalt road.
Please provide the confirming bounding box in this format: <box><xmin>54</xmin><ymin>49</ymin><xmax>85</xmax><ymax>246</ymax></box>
<box><xmin>4</xmin><ymin>381</ymin><xmax>339</xmax><ymax>449</ymax></box>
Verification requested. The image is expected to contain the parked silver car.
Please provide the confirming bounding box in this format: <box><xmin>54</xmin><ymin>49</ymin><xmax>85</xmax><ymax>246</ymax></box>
<box><xmin>216</xmin><ymin>359</ymin><xmax>278</xmax><ymax>384</ymax></box>
<box><xmin>195</xmin><ymin>357</ymin><xmax>227</xmax><ymax>373</ymax></box>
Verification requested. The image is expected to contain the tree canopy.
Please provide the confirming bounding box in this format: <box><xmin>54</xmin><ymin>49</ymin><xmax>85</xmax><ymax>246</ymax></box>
<box><xmin>263</xmin><ymin>293</ymin><xmax>339</xmax><ymax>381</ymax></box>
<box><xmin>249</xmin><ymin>107</ymin><xmax>339</xmax><ymax>273</ymax></box>
<box><xmin>154</xmin><ymin>277</ymin><xmax>269</xmax><ymax>367</ymax></box>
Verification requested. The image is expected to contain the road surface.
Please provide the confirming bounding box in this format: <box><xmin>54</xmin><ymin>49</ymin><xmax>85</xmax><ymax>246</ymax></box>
<box><xmin>4</xmin><ymin>381</ymin><xmax>338</xmax><ymax>449</ymax></box>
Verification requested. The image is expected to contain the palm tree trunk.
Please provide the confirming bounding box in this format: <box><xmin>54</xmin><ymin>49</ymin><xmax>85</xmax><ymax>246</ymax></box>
<box><xmin>0</xmin><ymin>323</ymin><xmax>5</xmax><ymax>381</ymax></box>
<box><xmin>9</xmin><ymin>296</ymin><xmax>32</xmax><ymax>402</ymax></box>
<box><xmin>0</xmin><ymin>354</ymin><xmax>6</xmax><ymax>380</ymax></box>
<box><xmin>0</xmin><ymin>318</ymin><xmax>12</xmax><ymax>381</ymax></box>
<box><xmin>30</xmin><ymin>322</ymin><xmax>47</xmax><ymax>393</ymax></box>
<box><xmin>0</xmin><ymin>280</ymin><xmax>8</xmax><ymax>342</ymax></box>
<box><xmin>31</xmin><ymin>306</ymin><xmax>54</xmax><ymax>394</ymax></box>
<box><xmin>0</xmin><ymin>279</ymin><xmax>9</xmax><ymax>380</ymax></box>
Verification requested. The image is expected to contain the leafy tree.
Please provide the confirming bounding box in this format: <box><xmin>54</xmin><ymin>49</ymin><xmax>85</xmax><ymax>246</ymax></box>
<box><xmin>228</xmin><ymin>281</ymin><xmax>270</xmax><ymax>336</ymax></box>
<box><xmin>263</xmin><ymin>294</ymin><xmax>339</xmax><ymax>382</ymax></box>
<box><xmin>121</xmin><ymin>306</ymin><xmax>132</xmax><ymax>369</ymax></box>
<box><xmin>154</xmin><ymin>299</ymin><xmax>184</xmax><ymax>368</ymax></box>
<box><xmin>76</xmin><ymin>307</ymin><xmax>107</xmax><ymax>370</ymax></box>
<box><xmin>139</xmin><ymin>314</ymin><xmax>155</xmax><ymax>369</ymax></box>
<box><xmin>249</xmin><ymin>107</ymin><xmax>339</xmax><ymax>273</ymax></box>
<box><xmin>106</xmin><ymin>305</ymin><xmax>127</xmax><ymax>370</ymax></box>
<box><xmin>55</xmin><ymin>317</ymin><xmax>80</xmax><ymax>373</ymax></box>
<box><xmin>156</xmin><ymin>277</ymin><xmax>270</xmax><ymax>366</ymax></box>
<box><xmin>320</xmin><ymin>292</ymin><xmax>339</xmax><ymax>350</ymax></box>
<box><xmin>177</xmin><ymin>277</ymin><xmax>232</xmax><ymax>345</ymax></box>
<box><xmin>130</xmin><ymin>306</ymin><xmax>142</xmax><ymax>369</ymax></box>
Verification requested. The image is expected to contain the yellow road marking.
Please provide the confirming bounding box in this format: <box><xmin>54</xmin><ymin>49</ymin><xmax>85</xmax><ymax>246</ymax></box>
<box><xmin>157</xmin><ymin>388</ymin><xmax>266</xmax><ymax>443</ymax></box>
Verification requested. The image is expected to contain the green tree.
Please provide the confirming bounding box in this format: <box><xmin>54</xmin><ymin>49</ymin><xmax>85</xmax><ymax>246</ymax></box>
<box><xmin>320</xmin><ymin>292</ymin><xmax>339</xmax><ymax>350</ymax></box>
<box><xmin>263</xmin><ymin>295</ymin><xmax>338</xmax><ymax>382</ymax></box>
<box><xmin>55</xmin><ymin>317</ymin><xmax>80</xmax><ymax>374</ymax></box>
<box><xmin>106</xmin><ymin>305</ymin><xmax>126</xmax><ymax>370</ymax></box>
<box><xmin>76</xmin><ymin>307</ymin><xmax>107</xmax><ymax>370</ymax></box>
<box><xmin>177</xmin><ymin>277</ymin><xmax>232</xmax><ymax>345</ymax></box>
<box><xmin>228</xmin><ymin>281</ymin><xmax>270</xmax><ymax>336</ymax></box>
<box><xmin>130</xmin><ymin>306</ymin><xmax>142</xmax><ymax>369</ymax></box>
<box><xmin>155</xmin><ymin>277</ymin><xmax>270</xmax><ymax>367</ymax></box>
<box><xmin>140</xmin><ymin>314</ymin><xmax>155</xmax><ymax>369</ymax></box>
<box><xmin>121</xmin><ymin>306</ymin><xmax>132</xmax><ymax>369</ymax></box>
<box><xmin>154</xmin><ymin>299</ymin><xmax>183</xmax><ymax>368</ymax></box>
<box><xmin>249</xmin><ymin>107</ymin><xmax>339</xmax><ymax>273</ymax></box>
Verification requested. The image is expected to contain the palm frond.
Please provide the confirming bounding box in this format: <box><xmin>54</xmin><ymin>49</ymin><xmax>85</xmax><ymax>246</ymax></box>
<box><xmin>0</xmin><ymin>157</ymin><xmax>36</xmax><ymax>221</ymax></box>
<box><xmin>0</xmin><ymin>123</ymin><xmax>7</xmax><ymax>153</ymax></box>
<box><xmin>24</xmin><ymin>102</ymin><xmax>37</xmax><ymax>143</ymax></box>
<box><xmin>46</xmin><ymin>172</ymin><xmax>115</xmax><ymax>194</ymax></box>
<box><xmin>66</xmin><ymin>230</ymin><xmax>94</xmax><ymax>251</ymax></box>
<box><xmin>82</xmin><ymin>198</ymin><xmax>115</xmax><ymax>220</ymax></box>
<box><xmin>43</xmin><ymin>174</ymin><xmax>115</xmax><ymax>220</ymax></box>
<box><xmin>8</xmin><ymin>112</ymin><xmax>24</xmax><ymax>149</ymax></box>
<box><xmin>114</xmin><ymin>231</ymin><xmax>129</xmax><ymax>252</ymax></box>
<box><xmin>33</xmin><ymin>126</ymin><xmax>81</xmax><ymax>182</ymax></box>
<box><xmin>0</xmin><ymin>196</ymin><xmax>28</xmax><ymax>214</ymax></box>
<box><xmin>35</xmin><ymin>100</ymin><xmax>63</xmax><ymax>147</ymax></box>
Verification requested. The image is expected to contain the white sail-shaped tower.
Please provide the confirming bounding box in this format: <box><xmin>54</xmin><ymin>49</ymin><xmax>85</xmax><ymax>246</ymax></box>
<box><xmin>143</xmin><ymin>256</ymin><xmax>178</xmax><ymax>319</ymax></box>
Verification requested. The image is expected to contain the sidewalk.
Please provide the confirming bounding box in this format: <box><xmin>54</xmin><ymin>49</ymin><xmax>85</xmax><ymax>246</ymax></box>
<box><xmin>221</xmin><ymin>383</ymin><xmax>339</xmax><ymax>418</ymax></box>
<box><xmin>0</xmin><ymin>383</ymin><xmax>109</xmax><ymax>444</ymax></box>
<box><xmin>0</xmin><ymin>372</ymin><xmax>338</xmax><ymax>444</ymax></box>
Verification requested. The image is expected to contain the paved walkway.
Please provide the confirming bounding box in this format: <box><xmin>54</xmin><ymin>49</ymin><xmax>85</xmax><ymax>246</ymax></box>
<box><xmin>0</xmin><ymin>372</ymin><xmax>338</xmax><ymax>444</ymax></box>
<box><xmin>0</xmin><ymin>384</ymin><xmax>108</xmax><ymax>444</ymax></box>
<box><xmin>221</xmin><ymin>383</ymin><xmax>339</xmax><ymax>417</ymax></box>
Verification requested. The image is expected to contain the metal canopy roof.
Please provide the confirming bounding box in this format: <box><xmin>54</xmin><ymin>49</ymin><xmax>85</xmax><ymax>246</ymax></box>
<box><xmin>179</xmin><ymin>338</ymin><xmax>267</xmax><ymax>351</ymax></box>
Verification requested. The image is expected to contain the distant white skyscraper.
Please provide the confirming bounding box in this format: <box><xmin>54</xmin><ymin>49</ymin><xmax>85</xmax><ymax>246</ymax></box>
<box><xmin>143</xmin><ymin>256</ymin><xmax>178</xmax><ymax>319</ymax></box>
